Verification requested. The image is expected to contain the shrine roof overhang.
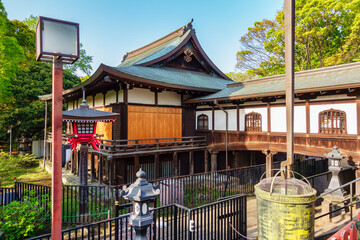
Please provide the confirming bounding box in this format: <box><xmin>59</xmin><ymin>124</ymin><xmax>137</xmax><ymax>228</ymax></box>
<box><xmin>62</xmin><ymin>106</ymin><xmax>119</xmax><ymax>122</ymax></box>
<box><xmin>185</xmin><ymin>62</ymin><xmax>360</xmax><ymax>104</ymax></box>
<box><xmin>39</xmin><ymin>64</ymin><xmax>230</xmax><ymax>101</ymax></box>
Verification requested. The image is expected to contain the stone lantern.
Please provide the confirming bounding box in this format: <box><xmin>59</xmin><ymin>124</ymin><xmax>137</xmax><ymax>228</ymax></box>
<box><xmin>324</xmin><ymin>145</ymin><xmax>347</xmax><ymax>197</ymax></box>
<box><xmin>120</xmin><ymin>169</ymin><xmax>160</xmax><ymax>240</ymax></box>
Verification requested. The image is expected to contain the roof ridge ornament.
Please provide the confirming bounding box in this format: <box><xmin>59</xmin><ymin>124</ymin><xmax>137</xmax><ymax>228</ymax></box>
<box><xmin>181</xmin><ymin>18</ymin><xmax>193</xmax><ymax>36</ymax></box>
<box><xmin>122</xmin><ymin>52</ymin><xmax>128</xmax><ymax>63</ymax></box>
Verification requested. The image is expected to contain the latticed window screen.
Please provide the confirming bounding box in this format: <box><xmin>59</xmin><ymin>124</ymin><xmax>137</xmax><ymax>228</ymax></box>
<box><xmin>197</xmin><ymin>114</ymin><xmax>209</xmax><ymax>130</ymax></box>
<box><xmin>245</xmin><ymin>112</ymin><xmax>262</xmax><ymax>131</ymax></box>
<box><xmin>77</xmin><ymin>122</ymin><xmax>95</xmax><ymax>134</ymax></box>
<box><xmin>319</xmin><ymin>109</ymin><xmax>346</xmax><ymax>134</ymax></box>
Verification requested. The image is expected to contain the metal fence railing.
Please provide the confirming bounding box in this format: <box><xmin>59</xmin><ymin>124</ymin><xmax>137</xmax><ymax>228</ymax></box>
<box><xmin>0</xmin><ymin>187</ymin><xmax>16</xmax><ymax>206</ymax></box>
<box><xmin>27</xmin><ymin>194</ymin><xmax>247</xmax><ymax>240</ymax></box>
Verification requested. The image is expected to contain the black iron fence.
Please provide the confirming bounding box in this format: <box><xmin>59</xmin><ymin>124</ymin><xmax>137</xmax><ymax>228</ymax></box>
<box><xmin>12</xmin><ymin>182</ymin><xmax>119</xmax><ymax>224</ymax></box>
<box><xmin>27</xmin><ymin>194</ymin><xmax>247</xmax><ymax>240</ymax></box>
<box><xmin>2</xmin><ymin>157</ymin><xmax>328</xmax><ymax>212</ymax></box>
<box><xmin>0</xmin><ymin>187</ymin><xmax>16</xmax><ymax>206</ymax></box>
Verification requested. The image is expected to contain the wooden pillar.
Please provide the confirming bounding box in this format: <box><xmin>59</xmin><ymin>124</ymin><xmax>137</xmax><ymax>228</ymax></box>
<box><xmin>108</xmin><ymin>157</ymin><xmax>113</xmax><ymax>186</ymax></box>
<box><xmin>204</xmin><ymin>150</ymin><xmax>208</xmax><ymax>172</ymax></box>
<box><xmin>211</xmin><ymin>151</ymin><xmax>218</xmax><ymax>172</ymax></box>
<box><xmin>99</xmin><ymin>155</ymin><xmax>103</xmax><ymax>184</ymax></box>
<box><xmin>306</xmin><ymin>100</ymin><xmax>311</xmax><ymax>146</ymax></box>
<box><xmin>356</xmin><ymin>96</ymin><xmax>360</xmax><ymax>152</ymax></box>
<box><xmin>134</xmin><ymin>155</ymin><xmax>140</xmax><ymax>178</ymax></box>
<box><xmin>356</xmin><ymin>169</ymin><xmax>360</xmax><ymax>206</ymax></box>
<box><xmin>262</xmin><ymin>149</ymin><xmax>277</xmax><ymax>178</ymax></box>
<box><xmin>189</xmin><ymin>151</ymin><xmax>194</xmax><ymax>175</ymax></box>
<box><xmin>155</xmin><ymin>153</ymin><xmax>160</xmax><ymax>179</ymax></box>
<box><xmin>91</xmin><ymin>153</ymin><xmax>95</xmax><ymax>182</ymax></box>
<box><xmin>173</xmin><ymin>152</ymin><xmax>178</xmax><ymax>176</ymax></box>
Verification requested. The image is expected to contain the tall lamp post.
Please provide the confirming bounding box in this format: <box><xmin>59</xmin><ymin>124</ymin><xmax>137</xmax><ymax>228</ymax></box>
<box><xmin>36</xmin><ymin>16</ymin><xmax>79</xmax><ymax>239</ymax></box>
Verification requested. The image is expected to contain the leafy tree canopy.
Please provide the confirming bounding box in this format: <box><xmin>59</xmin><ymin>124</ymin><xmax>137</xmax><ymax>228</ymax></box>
<box><xmin>232</xmin><ymin>0</ymin><xmax>360</xmax><ymax>81</ymax></box>
<box><xmin>0</xmin><ymin>2</ymin><xmax>89</xmax><ymax>142</ymax></box>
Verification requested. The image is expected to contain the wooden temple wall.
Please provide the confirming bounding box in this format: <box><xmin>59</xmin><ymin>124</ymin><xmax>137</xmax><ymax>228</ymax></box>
<box><xmin>127</xmin><ymin>105</ymin><xmax>182</xmax><ymax>140</ymax></box>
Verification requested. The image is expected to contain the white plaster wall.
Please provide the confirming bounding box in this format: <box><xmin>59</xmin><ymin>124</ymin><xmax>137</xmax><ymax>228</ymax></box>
<box><xmin>105</xmin><ymin>90</ymin><xmax>116</xmax><ymax>105</ymax></box>
<box><xmin>271</xmin><ymin>107</ymin><xmax>286</xmax><ymax>132</ymax></box>
<box><xmin>213</xmin><ymin>109</ymin><xmax>237</xmax><ymax>131</ymax></box>
<box><xmin>94</xmin><ymin>93</ymin><xmax>103</xmax><ymax>107</ymax></box>
<box><xmin>67</xmin><ymin>101</ymin><xmax>73</xmax><ymax>110</ymax></box>
<box><xmin>158</xmin><ymin>91</ymin><xmax>181</xmax><ymax>106</ymax></box>
<box><xmin>239</xmin><ymin>107</ymin><xmax>267</xmax><ymax>131</ymax></box>
<box><xmin>128</xmin><ymin>88</ymin><xmax>155</xmax><ymax>105</ymax></box>
<box><xmin>294</xmin><ymin>106</ymin><xmax>306</xmax><ymax>133</ymax></box>
<box><xmin>310</xmin><ymin>103</ymin><xmax>357</xmax><ymax>134</ymax></box>
<box><xmin>86</xmin><ymin>96</ymin><xmax>93</xmax><ymax>107</ymax></box>
<box><xmin>78</xmin><ymin>99</ymin><xmax>82</xmax><ymax>108</ymax></box>
<box><xmin>196</xmin><ymin>111</ymin><xmax>213</xmax><ymax>130</ymax></box>
<box><xmin>118</xmin><ymin>90</ymin><xmax>124</xmax><ymax>103</ymax></box>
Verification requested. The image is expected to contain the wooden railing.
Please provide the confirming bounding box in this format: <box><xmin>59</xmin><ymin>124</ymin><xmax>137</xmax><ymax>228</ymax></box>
<box><xmin>196</xmin><ymin>130</ymin><xmax>359</xmax><ymax>158</ymax></box>
<box><xmin>100</xmin><ymin>136</ymin><xmax>207</xmax><ymax>154</ymax></box>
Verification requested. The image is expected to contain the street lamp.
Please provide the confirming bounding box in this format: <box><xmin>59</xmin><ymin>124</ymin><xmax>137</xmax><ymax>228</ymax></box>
<box><xmin>63</xmin><ymin>92</ymin><xmax>118</xmax><ymax>215</ymax></box>
<box><xmin>36</xmin><ymin>16</ymin><xmax>79</xmax><ymax>239</ymax></box>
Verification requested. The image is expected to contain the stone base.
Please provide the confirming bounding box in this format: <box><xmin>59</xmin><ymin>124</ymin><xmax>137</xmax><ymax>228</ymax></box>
<box><xmin>321</xmin><ymin>195</ymin><xmax>348</xmax><ymax>224</ymax></box>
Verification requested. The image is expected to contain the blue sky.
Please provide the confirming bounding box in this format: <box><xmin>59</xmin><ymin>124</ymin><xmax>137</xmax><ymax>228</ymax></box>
<box><xmin>3</xmin><ymin>0</ymin><xmax>284</xmax><ymax>76</ymax></box>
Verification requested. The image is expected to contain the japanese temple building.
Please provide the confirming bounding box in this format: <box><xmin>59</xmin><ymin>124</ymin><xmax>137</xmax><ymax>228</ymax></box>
<box><xmin>40</xmin><ymin>20</ymin><xmax>360</xmax><ymax>185</ymax></box>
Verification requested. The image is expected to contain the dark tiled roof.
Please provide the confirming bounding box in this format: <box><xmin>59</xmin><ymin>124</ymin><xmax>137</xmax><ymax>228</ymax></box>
<box><xmin>63</xmin><ymin>104</ymin><xmax>118</xmax><ymax>122</ymax></box>
<box><xmin>191</xmin><ymin>62</ymin><xmax>360</xmax><ymax>102</ymax></box>
<box><xmin>113</xmin><ymin>66</ymin><xmax>230</xmax><ymax>90</ymax></box>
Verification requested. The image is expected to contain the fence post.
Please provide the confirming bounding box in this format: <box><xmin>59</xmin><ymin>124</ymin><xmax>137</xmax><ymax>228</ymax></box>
<box><xmin>115</xmin><ymin>215</ymin><xmax>119</xmax><ymax>240</ymax></box>
<box><xmin>172</xmin><ymin>206</ymin><xmax>177</xmax><ymax>240</ymax></box>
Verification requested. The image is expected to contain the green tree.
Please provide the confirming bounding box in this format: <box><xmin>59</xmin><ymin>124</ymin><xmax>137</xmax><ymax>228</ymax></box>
<box><xmin>235</xmin><ymin>0</ymin><xmax>360</xmax><ymax>79</ymax></box>
<box><xmin>0</xmin><ymin>1</ymin><xmax>25</xmax><ymax>106</ymax></box>
<box><xmin>0</xmin><ymin>61</ymin><xmax>80</xmax><ymax>141</ymax></box>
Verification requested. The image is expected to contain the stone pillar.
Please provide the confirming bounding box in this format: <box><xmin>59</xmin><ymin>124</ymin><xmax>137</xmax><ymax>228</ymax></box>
<box><xmin>262</xmin><ymin>149</ymin><xmax>277</xmax><ymax>178</ymax></box>
<box><xmin>210</xmin><ymin>151</ymin><xmax>218</xmax><ymax>172</ymax></box>
<box><xmin>189</xmin><ymin>151</ymin><xmax>194</xmax><ymax>175</ymax></box>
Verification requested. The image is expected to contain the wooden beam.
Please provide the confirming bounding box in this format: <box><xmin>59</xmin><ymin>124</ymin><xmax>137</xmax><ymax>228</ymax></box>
<box><xmin>134</xmin><ymin>155</ymin><xmax>139</xmax><ymax>179</ymax></box>
<box><xmin>173</xmin><ymin>152</ymin><xmax>178</xmax><ymax>176</ymax></box>
<box><xmin>204</xmin><ymin>150</ymin><xmax>208</xmax><ymax>172</ymax></box>
<box><xmin>189</xmin><ymin>151</ymin><xmax>194</xmax><ymax>175</ymax></box>
<box><xmin>267</xmin><ymin>102</ymin><xmax>271</xmax><ymax>133</ymax></box>
<box><xmin>154</xmin><ymin>153</ymin><xmax>160</xmax><ymax>179</ymax></box>
<box><xmin>236</xmin><ymin>104</ymin><xmax>240</xmax><ymax>132</ymax></box>
<box><xmin>262</xmin><ymin>149</ymin><xmax>277</xmax><ymax>178</ymax></box>
<box><xmin>91</xmin><ymin>153</ymin><xmax>95</xmax><ymax>182</ymax></box>
<box><xmin>210</xmin><ymin>151</ymin><xmax>218</xmax><ymax>172</ymax></box>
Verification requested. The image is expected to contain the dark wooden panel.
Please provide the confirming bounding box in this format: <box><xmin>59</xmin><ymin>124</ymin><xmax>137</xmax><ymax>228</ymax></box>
<box><xmin>182</xmin><ymin>106</ymin><xmax>196</xmax><ymax>137</ymax></box>
<box><xmin>111</xmin><ymin>103</ymin><xmax>127</xmax><ymax>140</ymax></box>
<box><xmin>128</xmin><ymin>105</ymin><xmax>182</xmax><ymax>140</ymax></box>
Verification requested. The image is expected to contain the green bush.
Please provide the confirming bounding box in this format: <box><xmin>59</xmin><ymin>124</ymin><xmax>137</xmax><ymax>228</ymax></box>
<box><xmin>0</xmin><ymin>190</ymin><xmax>51</xmax><ymax>239</ymax></box>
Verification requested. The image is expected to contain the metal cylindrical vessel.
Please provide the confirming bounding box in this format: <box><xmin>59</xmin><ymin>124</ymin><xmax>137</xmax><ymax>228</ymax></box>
<box><xmin>255</xmin><ymin>175</ymin><xmax>316</xmax><ymax>240</ymax></box>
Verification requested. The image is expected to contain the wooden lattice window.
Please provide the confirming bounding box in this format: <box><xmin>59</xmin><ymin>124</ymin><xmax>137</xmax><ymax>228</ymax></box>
<box><xmin>319</xmin><ymin>109</ymin><xmax>346</xmax><ymax>134</ymax></box>
<box><xmin>245</xmin><ymin>112</ymin><xmax>262</xmax><ymax>131</ymax></box>
<box><xmin>197</xmin><ymin>114</ymin><xmax>209</xmax><ymax>130</ymax></box>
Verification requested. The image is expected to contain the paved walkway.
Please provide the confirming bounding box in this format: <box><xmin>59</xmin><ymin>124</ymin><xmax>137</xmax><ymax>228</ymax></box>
<box><xmin>246</xmin><ymin>197</ymin><xmax>359</xmax><ymax>239</ymax></box>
